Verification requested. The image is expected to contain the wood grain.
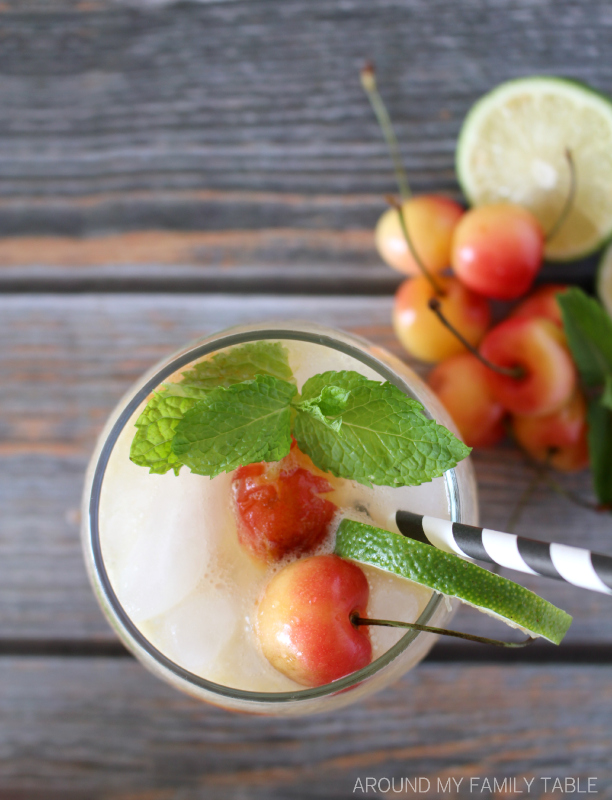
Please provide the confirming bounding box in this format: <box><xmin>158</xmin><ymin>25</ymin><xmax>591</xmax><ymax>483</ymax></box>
<box><xmin>0</xmin><ymin>0</ymin><xmax>609</xmax><ymax>288</ymax></box>
<box><xmin>0</xmin><ymin>658</ymin><xmax>610</xmax><ymax>798</ymax></box>
<box><xmin>4</xmin><ymin>0</ymin><xmax>612</xmax><ymax>198</ymax></box>
<box><xmin>3</xmin><ymin>293</ymin><xmax>611</xmax><ymax>645</ymax></box>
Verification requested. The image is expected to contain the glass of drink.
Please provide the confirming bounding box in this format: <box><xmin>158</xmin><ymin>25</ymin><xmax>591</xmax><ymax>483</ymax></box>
<box><xmin>81</xmin><ymin>321</ymin><xmax>477</xmax><ymax>715</ymax></box>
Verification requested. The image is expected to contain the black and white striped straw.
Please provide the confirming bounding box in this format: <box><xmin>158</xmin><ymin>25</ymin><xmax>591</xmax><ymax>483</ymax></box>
<box><xmin>396</xmin><ymin>510</ymin><xmax>612</xmax><ymax>595</ymax></box>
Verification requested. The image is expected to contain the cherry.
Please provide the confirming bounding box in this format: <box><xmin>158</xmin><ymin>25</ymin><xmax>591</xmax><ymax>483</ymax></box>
<box><xmin>393</xmin><ymin>275</ymin><xmax>491</xmax><ymax>363</ymax></box>
<box><xmin>428</xmin><ymin>353</ymin><xmax>505</xmax><ymax>447</ymax></box>
<box><xmin>375</xmin><ymin>195</ymin><xmax>464</xmax><ymax>276</ymax></box>
<box><xmin>451</xmin><ymin>203</ymin><xmax>544</xmax><ymax>300</ymax></box>
<box><xmin>232</xmin><ymin>445</ymin><xmax>337</xmax><ymax>563</ymax></box>
<box><xmin>480</xmin><ymin>317</ymin><xmax>576</xmax><ymax>417</ymax></box>
<box><xmin>512</xmin><ymin>392</ymin><xmax>589</xmax><ymax>473</ymax></box>
<box><xmin>510</xmin><ymin>283</ymin><xmax>569</xmax><ymax>328</ymax></box>
<box><xmin>256</xmin><ymin>554</ymin><xmax>372</xmax><ymax>687</ymax></box>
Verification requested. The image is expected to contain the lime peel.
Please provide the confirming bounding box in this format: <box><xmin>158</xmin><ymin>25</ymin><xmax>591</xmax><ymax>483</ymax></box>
<box><xmin>335</xmin><ymin>519</ymin><xmax>572</xmax><ymax>645</ymax></box>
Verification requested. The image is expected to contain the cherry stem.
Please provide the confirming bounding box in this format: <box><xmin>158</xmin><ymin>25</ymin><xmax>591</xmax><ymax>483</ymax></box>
<box><xmin>427</xmin><ymin>297</ymin><xmax>525</xmax><ymax>379</ymax></box>
<box><xmin>545</xmin><ymin>148</ymin><xmax>576</xmax><ymax>243</ymax></box>
<box><xmin>352</xmin><ymin>616</ymin><xmax>534</xmax><ymax>649</ymax></box>
<box><xmin>387</xmin><ymin>195</ymin><xmax>446</xmax><ymax>296</ymax></box>
<box><xmin>360</xmin><ymin>62</ymin><xmax>411</xmax><ymax>201</ymax></box>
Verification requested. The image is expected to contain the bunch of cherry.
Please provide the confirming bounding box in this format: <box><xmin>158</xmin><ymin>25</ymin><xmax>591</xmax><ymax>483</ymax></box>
<box><xmin>378</xmin><ymin>195</ymin><xmax>587</xmax><ymax>472</ymax></box>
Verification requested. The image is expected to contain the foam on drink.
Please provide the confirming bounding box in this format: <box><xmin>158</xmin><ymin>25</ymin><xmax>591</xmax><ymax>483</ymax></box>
<box><xmin>99</xmin><ymin>339</ymin><xmax>450</xmax><ymax>691</ymax></box>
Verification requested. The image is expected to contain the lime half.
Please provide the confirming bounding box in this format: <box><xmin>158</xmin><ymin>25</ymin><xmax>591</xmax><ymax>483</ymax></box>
<box><xmin>457</xmin><ymin>76</ymin><xmax>612</xmax><ymax>261</ymax></box>
<box><xmin>335</xmin><ymin>519</ymin><xmax>572</xmax><ymax>644</ymax></box>
<box><xmin>597</xmin><ymin>241</ymin><xmax>612</xmax><ymax>318</ymax></box>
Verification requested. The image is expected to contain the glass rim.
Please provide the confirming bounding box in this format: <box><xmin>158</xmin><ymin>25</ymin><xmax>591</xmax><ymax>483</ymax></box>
<box><xmin>87</xmin><ymin>322</ymin><xmax>462</xmax><ymax>704</ymax></box>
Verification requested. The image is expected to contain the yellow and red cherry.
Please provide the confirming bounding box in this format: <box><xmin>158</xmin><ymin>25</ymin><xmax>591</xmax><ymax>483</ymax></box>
<box><xmin>232</xmin><ymin>444</ymin><xmax>337</xmax><ymax>563</ymax></box>
<box><xmin>393</xmin><ymin>274</ymin><xmax>490</xmax><ymax>363</ymax></box>
<box><xmin>510</xmin><ymin>283</ymin><xmax>570</xmax><ymax>328</ymax></box>
<box><xmin>428</xmin><ymin>353</ymin><xmax>505</xmax><ymax>448</ymax></box>
<box><xmin>512</xmin><ymin>391</ymin><xmax>589</xmax><ymax>473</ymax></box>
<box><xmin>451</xmin><ymin>203</ymin><xmax>544</xmax><ymax>300</ymax></box>
<box><xmin>480</xmin><ymin>317</ymin><xmax>576</xmax><ymax>417</ymax></box>
<box><xmin>256</xmin><ymin>555</ymin><xmax>372</xmax><ymax>687</ymax></box>
<box><xmin>376</xmin><ymin>195</ymin><xmax>464</xmax><ymax>276</ymax></box>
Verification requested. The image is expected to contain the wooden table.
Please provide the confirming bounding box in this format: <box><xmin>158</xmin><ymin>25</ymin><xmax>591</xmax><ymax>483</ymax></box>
<box><xmin>3</xmin><ymin>1</ymin><xmax>612</xmax><ymax>797</ymax></box>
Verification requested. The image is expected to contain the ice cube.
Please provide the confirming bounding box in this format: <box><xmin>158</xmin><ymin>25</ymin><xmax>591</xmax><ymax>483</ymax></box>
<box><xmin>101</xmin><ymin>448</ymin><xmax>233</xmax><ymax>621</ymax></box>
<box><xmin>159</xmin><ymin>588</ymin><xmax>239</xmax><ymax>675</ymax></box>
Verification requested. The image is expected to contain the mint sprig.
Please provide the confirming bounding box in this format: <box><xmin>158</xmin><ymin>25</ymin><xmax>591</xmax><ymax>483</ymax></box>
<box><xmin>129</xmin><ymin>341</ymin><xmax>292</xmax><ymax>474</ymax></box>
<box><xmin>558</xmin><ymin>287</ymin><xmax>612</xmax><ymax>505</ymax></box>
<box><xmin>293</xmin><ymin>371</ymin><xmax>470</xmax><ymax>487</ymax></box>
<box><xmin>172</xmin><ymin>375</ymin><xmax>296</xmax><ymax>478</ymax></box>
<box><xmin>154</xmin><ymin>365</ymin><xmax>469</xmax><ymax>486</ymax></box>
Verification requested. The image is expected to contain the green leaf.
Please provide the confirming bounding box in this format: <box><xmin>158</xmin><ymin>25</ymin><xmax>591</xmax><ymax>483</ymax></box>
<box><xmin>180</xmin><ymin>341</ymin><xmax>294</xmax><ymax>398</ymax></box>
<box><xmin>558</xmin><ymin>288</ymin><xmax>612</xmax><ymax>386</ymax></box>
<box><xmin>130</xmin><ymin>392</ymin><xmax>197</xmax><ymax>475</ymax></box>
<box><xmin>602</xmin><ymin>374</ymin><xmax>612</xmax><ymax>411</ymax></box>
<box><xmin>293</xmin><ymin>375</ymin><xmax>470</xmax><ymax>487</ymax></box>
<box><xmin>587</xmin><ymin>398</ymin><xmax>612</xmax><ymax>506</ymax></box>
<box><xmin>172</xmin><ymin>375</ymin><xmax>297</xmax><ymax>478</ymax></box>
<box><xmin>129</xmin><ymin>342</ymin><xmax>293</xmax><ymax>474</ymax></box>
<box><xmin>295</xmin><ymin>385</ymin><xmax>352</xmax><ymax>433</ymax></box>
<box><xmin>299</xmin><ymin>370</ymin><xmax>385</xmax><ymax>400</ymax></box>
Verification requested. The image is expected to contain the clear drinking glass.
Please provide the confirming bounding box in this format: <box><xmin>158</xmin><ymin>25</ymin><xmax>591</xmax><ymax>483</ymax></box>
<box><xmin>82</xmin><ymin>321</ymin><xmax>478</xmax><ymax>715</ymax></box>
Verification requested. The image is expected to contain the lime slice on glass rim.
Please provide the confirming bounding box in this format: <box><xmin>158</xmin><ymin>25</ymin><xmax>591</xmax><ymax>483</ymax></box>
<box><xmin>335</xmin><ymin>519</ymin><xmax>572</xmax><ymax>645</ymax></box>
<box><xmin>456</xmin><ymin>76</ymin><xmax>612</xmax><ymax>261</ymax></box>
<box><xmin>597</xmin><ymin>241</ymin><xmax>612</xmax><ymax>318</ymax></box>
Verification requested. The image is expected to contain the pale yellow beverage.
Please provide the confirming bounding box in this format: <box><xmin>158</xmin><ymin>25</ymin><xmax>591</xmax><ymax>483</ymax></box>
<box><xmin>82</xmin><ymin>322</ymin><xmax>477</xmax><ymax>715</ymax></box>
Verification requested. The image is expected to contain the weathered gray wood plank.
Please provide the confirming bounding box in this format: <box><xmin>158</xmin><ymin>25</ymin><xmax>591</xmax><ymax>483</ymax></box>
<box><xmin>0</xmin><ymin>225</ymin><xmax>596</xmax><ymax>294</ymax></box>
<box><xmin>3</xmin><ymin>0</ymin><xmax>612</xmax><ymax>198</ymax></box>
<box><xmin>2</xmin><ymin>293</ymin><xmax>611</xmax><ymax>645</ymax></box>
<box><xmin>0</xmin><ymin>659</ymin><xmax>611</xmax><ymax>798</ymax></box>
<box><xmin>1</xmin><ymin>0</ymin><xmax>608</xmax><ymax>287</ymax></box>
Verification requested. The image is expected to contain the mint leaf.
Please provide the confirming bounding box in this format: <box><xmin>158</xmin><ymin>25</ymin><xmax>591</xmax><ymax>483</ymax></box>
<box><xmin>293</xmin><ymin>376</ymin><xmax>470</xmax><ymax>487</ymax></box>
<box><xmin>172</xmin><ymin>375</ymin><xmax>296</xmax><ymax>478</ymax></box>
<box><xmin>130</xmin><ymin>392</ymin><xmax>197</xmax><ymax>475</ymax></box>
<box><xmin>558</xmin><ymin>288</ymin><xmax>612</xmax><ymax>386</ymax></box>
<box><xmin>180</xmin><ymin>341</ymin><xmax>293</xmax><ymax>398</ymax></box>
<box><xmin>299</xmin><ymin>370</ymin><xmax>384</xmax><ymax>400</ymax></box>
<box><xmin>129</xmin><ymin>342</ymin><xmax>292</xmax><ymax>474</ymax></box>
<box><xmin>587</xmin><ymin>398</ymin><xmax>612</xmax><ymax>506</ymax></box>
<box><xmin>296</xmin><ymin>386</ymin><xmax>352</xmax><ymax>433</ymax></box>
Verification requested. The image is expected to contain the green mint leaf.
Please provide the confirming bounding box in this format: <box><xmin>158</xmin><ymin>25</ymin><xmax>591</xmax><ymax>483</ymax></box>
<box><xmin>130</xmin><ymin>392</ymin><xmax>197</xmax><ymax>475</ymax></box>
<box><xmin>172</xmin><ymin>375</ymin><xmax>296</xmax><ymax>478</ymax></box>
<box><xmin>180</xmin><ymin>341</ymin><xmax>293</xmax><ymax>398</ymax></box>
<box><xmin>299</xmin><ymin>370</ymin><xmax>384</xmax><ymax>400</ymax></box>
<box><xmin>293</xmin><ymin>376</ymin><xmax>470</xmax><ymax>487</ymax></box>
<box><xmin>295</xmin><ymin>385</ymin><xmax>352</xmax><ymax>433</ymax></box>
<box><xmin>587</xmin><ymin>398</ymin><xmax>612</xmax><ymax>506</ymax></box>
<box><xmin>129</xmin><ymin>342</ymin><xmax>292</xmax><ymax>474</ymax></box>
<box><xmin>558</xmin><ymin>288</ymin><xmax>612</xmax><ymax>387</ymax></box>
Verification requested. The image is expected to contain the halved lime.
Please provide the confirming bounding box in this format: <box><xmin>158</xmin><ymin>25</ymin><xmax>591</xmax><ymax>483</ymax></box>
<box><xmin>597</xmin><ymin>241</ymin><xmax>612</xmax><ymax>318</ymax></box>
<box><xmin>457</xmin><ymin>77</ymin><xmax>612</xmax><ymax>261</ymax></box>
<box><xmin>335</xmin><ymin>519</ymin><xmax>572</xmax><ymax>644</ymax></box>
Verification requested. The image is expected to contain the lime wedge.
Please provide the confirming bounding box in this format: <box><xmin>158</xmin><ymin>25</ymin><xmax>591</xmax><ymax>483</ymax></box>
<box><xmin>597</xmin><ymin>241</ymin><xmax>612</xmax><ymax>318</ymax></box>
<box><xmin>457</xmin><ymin>76</ymin><xmax>612</xmax><ymax>261</ymax></box>
<box><xmin>335</xmin><ymin>519</ymin><xmax>572</xmax><ymax>644</ymax></box>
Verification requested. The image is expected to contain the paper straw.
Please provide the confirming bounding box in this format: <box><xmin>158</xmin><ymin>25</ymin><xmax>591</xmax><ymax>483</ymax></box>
<box><xmin>395</xmin><ymin>510</ymin><xmax>612</xmax><ymax>596</ymax></box>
